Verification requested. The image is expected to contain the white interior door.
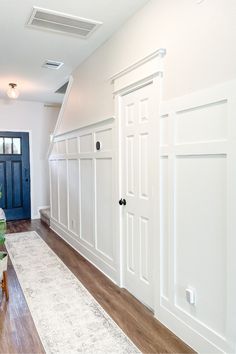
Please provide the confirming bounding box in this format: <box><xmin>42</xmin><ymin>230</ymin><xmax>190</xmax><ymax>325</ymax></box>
<box><xmin>120</xmin><ymin>82</ymin><xmax>156</xmax><ymax>309</ymax></box>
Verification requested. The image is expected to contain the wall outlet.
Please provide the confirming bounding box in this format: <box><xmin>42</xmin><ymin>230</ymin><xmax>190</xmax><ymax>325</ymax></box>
<box><xmin>186</xmin><ymin>288</ymin><xmax>196</xmax><ymax>305</ymax></box>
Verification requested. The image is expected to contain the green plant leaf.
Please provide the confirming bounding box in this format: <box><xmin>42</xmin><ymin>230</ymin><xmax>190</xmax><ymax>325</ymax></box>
<box><xmin>0</xmin><ymin>234</ymin><xmax>5</xmax><ymax>245</ymax></box>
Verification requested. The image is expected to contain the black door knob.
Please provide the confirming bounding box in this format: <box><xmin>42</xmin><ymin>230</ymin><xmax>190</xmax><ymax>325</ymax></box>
<box><xmin>119</xmin><ymin>198</ymin><xmax>127</xmax><ymax>206</ymax></box>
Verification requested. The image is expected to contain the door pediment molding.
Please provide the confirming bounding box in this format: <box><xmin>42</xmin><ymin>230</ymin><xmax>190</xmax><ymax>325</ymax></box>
<box><xmin>111</xmin><ymin>48</ymin><xmax>166</xmax><ymax>94</ymax></box>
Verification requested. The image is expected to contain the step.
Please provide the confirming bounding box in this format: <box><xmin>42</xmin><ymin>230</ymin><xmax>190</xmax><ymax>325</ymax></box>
<box><xmin>39</xmin><ymin>208</ymin><xmax>50</xmax><ymax>226</ymax></box>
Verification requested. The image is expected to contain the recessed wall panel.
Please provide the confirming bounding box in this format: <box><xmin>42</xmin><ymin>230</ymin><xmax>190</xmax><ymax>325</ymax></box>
<box><xmin>95</xmin><ymin>129</ymin><xmax>112</xmax><ymax>152</ymax></box>
<box><xmin>68</xmin><ymin>159</ymin><xmax>79</xmax><ymax>235</ymax></box>
<box><xmin>57</xmin><ymin>140</ymin><xmax>66</xmax><ymax>154</ymax></box>
<box><xmin>58</xmin><ymin>159</ymin><xmax>68</xmax><ymax>227</ymax></box>
<box><xmin>50</xmin><ymin>160</ymin><xmax>58</xmax><ymax>221</ymax></box>
<box><xmin>80</xmin><ymin>134</ymin><xmax>93</xmax><ymax>153</ymax></box>
<box><xmin>160</xmin><ymin>157</ymin><xmax>169</xmax><ymax>299</ymax></box>
<box><xmin>80</xmin><ymin>159</ymin><xmax>94</xmax><ymax>246</ymax></box>
<box><xmin>96</xmin><ymin>158</ymin><xmax>113</xmax><ymax>259</ymax></box>
<box><xmin>176</xmin><ymin>100</ymin><xmax>227</xmax><ymax>144</ymax></box>
<box><xmin>67</xmin><ymin>138</ymin><xmax>78</xmax><ymax>154</ymax></box>
<box><xmin>175</xmin><ymin>154</ymin><xmax>227</xmax><ymax>335</ymax></box>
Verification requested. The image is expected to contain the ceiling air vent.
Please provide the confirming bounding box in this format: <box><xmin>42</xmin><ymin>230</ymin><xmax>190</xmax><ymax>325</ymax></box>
<box><xmin>27</xmin><ymin>7</ymin><xmax>102</xmax><ymax>38</ymax></box>
<box><xmin>42</xmin><ymin>60</ymin><xmax>64</xmax><ymax>70</ymax></box>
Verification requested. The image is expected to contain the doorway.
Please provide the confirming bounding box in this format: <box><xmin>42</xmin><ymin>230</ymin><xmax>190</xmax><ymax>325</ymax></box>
<box><xmin>120</xmin><ymin>83</ymin><xmax>157</xmax><ymax>309</ymax></box>
<box><xmin>0</xmin><ymin>132</ymin><xmax>31</xmax><ymax>221</ymax></box>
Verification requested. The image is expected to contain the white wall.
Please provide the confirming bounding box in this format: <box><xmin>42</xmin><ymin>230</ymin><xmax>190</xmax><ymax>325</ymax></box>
<box><xmin>0</xmin><ymin>99</ymin><xmax>59</xmax><ymax>218</ymax></box>
<box><xmin>56</xmin><ymin>0</ymin><xmax>236</xmax><ymax>135</ymax></box>
<box><xmin>50</xmin><ymin>1</ymin><xmax>236</xmax><ymax>352</ymax></box>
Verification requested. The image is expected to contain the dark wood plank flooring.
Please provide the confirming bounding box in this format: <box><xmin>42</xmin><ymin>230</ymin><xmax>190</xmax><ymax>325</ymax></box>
<box><xmin>0</xmin><ymin>220</ymin><xmax>194</xmax><ymax>354</ymax></box>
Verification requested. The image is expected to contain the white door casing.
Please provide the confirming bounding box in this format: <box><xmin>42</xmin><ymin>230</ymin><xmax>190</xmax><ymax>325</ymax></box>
<box><xmin>112</xmin><ymin>49</ymin><xmax>166</xmax><ymax>309</ymax></box>
<box><xmin>119</xmin><ymin>83</ymin><xmax>157</xmax><ymax>309</ymax></box>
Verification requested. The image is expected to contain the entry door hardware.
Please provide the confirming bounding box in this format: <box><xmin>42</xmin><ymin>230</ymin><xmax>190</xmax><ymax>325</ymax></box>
<box><xmin>119</xmin><ymin>198</ymin><xmax>126</xmax><ymax>206</ymax></box>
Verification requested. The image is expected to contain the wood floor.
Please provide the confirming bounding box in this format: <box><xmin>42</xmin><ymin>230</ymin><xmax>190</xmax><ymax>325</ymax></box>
<box><xmin>0</xmin><ymin>220</ymin><xmax>194</xmax><ymax>354</ymax></box>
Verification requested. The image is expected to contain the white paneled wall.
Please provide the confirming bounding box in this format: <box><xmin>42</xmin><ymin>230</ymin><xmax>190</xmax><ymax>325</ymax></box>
<box><xmin>49</xmin><ymin>81</ymin><xmax>236</xmax><ymax>354</ymax></box>
<box><xmin>158</xmin><ymin>82</ymin><xmax>236</xmax><ymax>353</ymax></box>
<box><xmin>49</xmin><ymin>118</ymin><xmax>118</xmax><ymax>282</ymax></box>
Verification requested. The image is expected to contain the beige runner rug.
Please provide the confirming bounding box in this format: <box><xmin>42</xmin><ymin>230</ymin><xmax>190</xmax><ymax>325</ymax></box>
<box><xmin>5</xmin><ymin>231</ymin><xmax>140</xmax><ymax>354</ymax></box>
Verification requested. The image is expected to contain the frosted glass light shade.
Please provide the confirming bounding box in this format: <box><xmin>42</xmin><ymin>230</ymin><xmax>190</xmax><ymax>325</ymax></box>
<box><xmin>7</xmin><ymin>83</ymin><xmax>19</xmax><ymax>99</ymax></box>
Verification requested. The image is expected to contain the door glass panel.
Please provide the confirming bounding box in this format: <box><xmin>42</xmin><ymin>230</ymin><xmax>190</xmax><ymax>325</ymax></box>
<box><xmin>4</xmin><ymin>138</ymin><xmax>12</xmax><ymax>154</ymax></box>
<box><xmin>0</xmin><ymin>138</ymin><xmax>3</xmax><ymax>154</ymax></box>
<box><xmin>13</xmin><ymin>138</ymin><xmax>21</xmax><ymax>154</ymax></box>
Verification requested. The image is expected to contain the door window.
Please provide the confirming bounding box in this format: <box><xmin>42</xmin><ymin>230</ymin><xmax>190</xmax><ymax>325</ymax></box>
<box><xmin>0</xmin><ymin>137</ymin><xmax>22</xmax><ymax>155</ymax></box>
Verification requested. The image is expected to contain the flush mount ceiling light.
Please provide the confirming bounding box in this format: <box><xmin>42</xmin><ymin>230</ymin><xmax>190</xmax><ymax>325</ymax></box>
<box><xmin>7</xmin><ymin>83</ymin><xmax>19</xmax><ymax>99</ymax></box>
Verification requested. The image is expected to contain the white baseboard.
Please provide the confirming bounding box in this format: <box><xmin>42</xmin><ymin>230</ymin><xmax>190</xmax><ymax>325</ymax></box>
<box><xmin>50</xmin><ymin>219</ymin><xmax>119</xmax><ymax>285</ymax></box>
<box><xmin>156</xmin><ymin>306</ymin><xmax>230</xmax><ymax>354</ymax></box>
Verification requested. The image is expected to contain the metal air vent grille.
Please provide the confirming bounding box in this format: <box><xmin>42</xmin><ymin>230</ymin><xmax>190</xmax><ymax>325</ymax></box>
<box><xmin>27</xmin><ymin>7</ymin><xmax>102</xmax><ymax>38</ymax></box>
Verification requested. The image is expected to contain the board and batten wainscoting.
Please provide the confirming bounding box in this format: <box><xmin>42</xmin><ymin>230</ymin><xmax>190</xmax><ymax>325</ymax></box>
<box><xmin>49</xmin><ymin>118</ymin><xmax>119</xmax><ymax>282</ymax></box>
<box><xmin>49</xmin><ymin>46</ymin><xmax>236</xmax><ymax>354</ymax></box>
<box><xmin>157</xmin><ymin>81</ymin><xmax>236</xmax><ymax>354</ymax></box>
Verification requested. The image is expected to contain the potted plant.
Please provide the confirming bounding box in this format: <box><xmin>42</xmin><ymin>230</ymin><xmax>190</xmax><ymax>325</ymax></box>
<box><xmin>0</xmin><ymin>185</ymin><xmax>8</xmax><ymax>300</ymax></box>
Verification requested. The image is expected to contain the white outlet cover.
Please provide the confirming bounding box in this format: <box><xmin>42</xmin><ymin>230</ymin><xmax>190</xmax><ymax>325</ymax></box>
<box><xmin>186</xmin><ymin>288</ymin><xmax>196</xmax><ymax>305</ymax></box>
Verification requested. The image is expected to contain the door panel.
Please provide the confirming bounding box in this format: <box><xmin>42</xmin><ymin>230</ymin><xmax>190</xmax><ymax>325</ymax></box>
<box><xmin>0</xmin><ymin>162</ymin><xmax>7</xmax><ymax>209</ymax></box>
<box><xmin>12</xmin><ymin>161</ymin><xmax>23</xmax><ymax>208</ymax></box>
<box><xmin>121</xmin><ymin>83</ymin><xmax>155</xmax><ymax>309</ymax></box>
<box><xmin>0</xmin><ymin>132</ymin><xmax>30</xmax><ymax>221</ymax></box>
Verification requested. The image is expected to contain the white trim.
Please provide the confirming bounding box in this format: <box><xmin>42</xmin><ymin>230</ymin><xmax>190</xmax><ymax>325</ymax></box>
<box><xmin>156</xmin><ymin>307</ymin><xmax>226</xmax><ymax>354</ymax></box>
<box><xmin>49</xmin><ymin>118</ymin><xmax>119</xmax><ymax>285</ymax></box>
<box><xmin>111</xmin><ymin>48</ymin><xmax>166</xmax><ymax>95</ymax></box>
<box><xmin>110</xmin><ymin>48</ymin><xmax>166</xmax><ymax>82</ymax></box>
<box><xmin>54</xmin><ymin>117</ymin><xmax>115</xmax><ymax>140</ymax></box>
<box><xmin>112</xmin><ymin>50</ymin><xmax>164</xmax><ymax>307</ymax></box>
<box><xmin>157</xmin><ymin>80</ymin><xmax>236</xmax><ymax>353</ymax></box>
<box><xmin>50</xmin><ymin>219</ymin><xmax>119</xmax><ymax>283</ymax></box>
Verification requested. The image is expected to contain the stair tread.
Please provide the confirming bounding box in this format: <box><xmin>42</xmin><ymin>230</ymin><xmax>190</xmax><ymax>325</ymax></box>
<box><xmin>39</xmin><ymin>208</ymin><xmax>50</xmax><ymax>219</ymax></box>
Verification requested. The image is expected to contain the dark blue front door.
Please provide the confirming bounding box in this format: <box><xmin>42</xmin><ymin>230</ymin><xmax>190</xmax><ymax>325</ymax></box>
<box><xmin>0</xmin><ymin>132</ymin><xmax>31</xmax><ymax>221</ymax></box>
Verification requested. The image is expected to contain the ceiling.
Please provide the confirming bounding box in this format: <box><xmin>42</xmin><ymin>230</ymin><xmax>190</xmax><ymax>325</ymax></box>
<box><xmin>0</xmin><ymin>0</ymin><xmax>149</xmax><ymax>104</ymax></box>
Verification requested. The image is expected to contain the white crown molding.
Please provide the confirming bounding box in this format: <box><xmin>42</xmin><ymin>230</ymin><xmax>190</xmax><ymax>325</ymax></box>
<box><xmin>110</xmin><ymin>48</ymin><xmax>166</xmax><ymax>82</ymax></box>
